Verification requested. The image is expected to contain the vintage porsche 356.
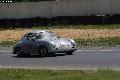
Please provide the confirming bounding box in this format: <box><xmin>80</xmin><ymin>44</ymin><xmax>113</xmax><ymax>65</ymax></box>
<box><xmin>13</xmin><ymin>30</ymin><xmax>77</xmax><ymax>57</ymax></box>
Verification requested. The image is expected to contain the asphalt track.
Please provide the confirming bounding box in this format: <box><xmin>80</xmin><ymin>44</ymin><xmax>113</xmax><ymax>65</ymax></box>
<box><xmin>0</xmin><ymin>49</ymin><xmax>120</xmax><ymax>70</ymax></box>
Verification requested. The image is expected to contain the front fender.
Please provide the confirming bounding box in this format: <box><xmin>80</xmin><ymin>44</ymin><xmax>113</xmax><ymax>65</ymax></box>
<box><xmin>13</xmin><ymin>41</ymin><xmax>24</xmax><ymax>54</ymax></box>
<box><xmin>37</xmin><ymin>40</ymin><xmax>53</xmax><ymax>53</ymax></box>
<box><xmin>13</xmin><ymin>44</ymin><xmax>22</xmax><ymax>54</ymax></box>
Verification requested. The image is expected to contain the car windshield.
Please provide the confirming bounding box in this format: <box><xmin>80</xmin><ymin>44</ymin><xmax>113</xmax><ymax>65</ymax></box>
<box><xmin>36</xmin><ymin>31</ymin><xmax>56</xmax><ymax>39</ymax></box>
<box><xmin>42</xmin><ymin>31</ymin><xmax>56</xmax><ymax>38</ymax></box>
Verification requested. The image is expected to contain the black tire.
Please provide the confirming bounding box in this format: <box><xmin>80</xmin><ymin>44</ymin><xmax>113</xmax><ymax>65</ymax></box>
<box><xmin>39</xmin><ymin>46</ymin><xmax>48</xmax><ymax>57</ymax></box>
<box><xmin>15</xmin><ymin>47</ymin><xmax>24</xmax><ymax>57</ymax></box>
<box><xmin>66</xmin><ymin>51</ymin><xmax>74</xmax><ymax>55</ymax></box>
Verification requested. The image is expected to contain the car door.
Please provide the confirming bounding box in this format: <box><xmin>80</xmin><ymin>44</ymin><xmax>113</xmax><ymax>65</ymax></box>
<box><xmin>20</xmin><ymin>33</ymin><xmax>30</xmax><ymax>54</ymax></box>
<box><xmin>24</xmin><ymin>33</ymin><xmax>37</xmax><ymax>54</ymax></box>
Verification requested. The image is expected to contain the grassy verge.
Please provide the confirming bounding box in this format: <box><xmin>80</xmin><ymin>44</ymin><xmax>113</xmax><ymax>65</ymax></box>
<box><xmin>0</xmin><ymin>69</ymin><xmax>120</xmax><ymax>80</ymax></box>
<box><xmin>0</xmin><ymin>37</ymin><xmax>120</xmax><ymax>46</ymax></box>
<box><xmin>0</xmin><ymin>40</ymin><xmax>18</xmax><ymax>46</ymax></box>
<box><xmin>75</xmin><ymin>37</ymin><xmax>120</xmax><ymax>46</ymax></box>
<box><xmin>1</xmin><ymin>24</ymin><xmax>120</xmax><ymax>30</ymax></box>
<box><xmin>31</xmin><ymin>24</ymin><xmax>120</xmax><ymax>29</ymax></box>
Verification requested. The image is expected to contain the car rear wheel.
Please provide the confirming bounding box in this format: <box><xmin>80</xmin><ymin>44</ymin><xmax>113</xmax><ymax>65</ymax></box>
<box><xmin>39</xmin><ymin>46</ymin><xmax>48</xmax><ymax>57</ymax></box>
<box><xmin>66</xmin><ymin>51</ymin><xmax>74</xmax><ymax>55</ymax></box>
<box><xmin>16</xmin><ymin>47</ymin><xmax>24</xmax><ymax>57</ymax></box>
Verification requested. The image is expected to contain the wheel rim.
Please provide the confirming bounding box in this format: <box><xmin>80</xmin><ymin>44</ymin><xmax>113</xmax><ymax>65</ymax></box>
<box><xmin>16</xmin><ymin>48</ymin><xmax>23</xmax><ymax>56</ymax></box>
<box><xmin>40</xmin><ymin>46</ymin><xmax>47</xmax><ymax>56</ymax></box>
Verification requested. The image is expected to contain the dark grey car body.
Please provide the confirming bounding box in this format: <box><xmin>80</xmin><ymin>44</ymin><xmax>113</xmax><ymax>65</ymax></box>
<box><xmin>13</xmin><ymin>30</ymin><xmax>77</xmax><ymax>56</ymax></box>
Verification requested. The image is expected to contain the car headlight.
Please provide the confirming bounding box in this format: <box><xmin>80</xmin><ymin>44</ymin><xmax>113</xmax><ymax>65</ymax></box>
<box><xmin>71</xmin><ymin>39</ymin><xmax>76</xmax><ymax>46</ymax></box>
<box><xmin>70</xmin><ymin>39</ymin><xmax>75</xmax><ymax>43</ymax></box>
<box><xmin>67</xmin><ymin>39</ymin><xmax>76</xmax><ymax>46</ymax></box>
<box><xmin>51</xmin><ymin>42</ymin><xmax>57</xmax><ymax>48</ymax></box>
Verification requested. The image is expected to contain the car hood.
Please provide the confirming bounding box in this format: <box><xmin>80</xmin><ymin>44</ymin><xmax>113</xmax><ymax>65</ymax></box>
<box><xmin>42</xmin><ymin>37</ymin><xmax>70</xmax><ymax>44</ymax></box>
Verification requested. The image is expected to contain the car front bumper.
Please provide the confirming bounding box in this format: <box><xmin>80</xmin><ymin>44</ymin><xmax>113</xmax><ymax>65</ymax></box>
<box><xmin>13</xmin><ymin>47</ymin><xmax>16</xmax><ymax>54</ymax></box>
<box><xmin>48</xmin><ymin>44</ymin><xmax>77</xmax><ymax>53</ymax></box>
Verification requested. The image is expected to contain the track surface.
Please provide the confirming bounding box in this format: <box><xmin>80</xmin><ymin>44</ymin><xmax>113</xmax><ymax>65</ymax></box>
<box><xmin>0</xmin><ymin>50</ymin><xmax>120</xmax><ymax>70</ymax></box>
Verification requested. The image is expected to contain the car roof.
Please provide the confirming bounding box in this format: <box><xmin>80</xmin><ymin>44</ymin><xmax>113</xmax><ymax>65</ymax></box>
<box><xmin>27</xmin><ymin>30</ymin><xmax>51</xmax><ymax>34</ymax></box>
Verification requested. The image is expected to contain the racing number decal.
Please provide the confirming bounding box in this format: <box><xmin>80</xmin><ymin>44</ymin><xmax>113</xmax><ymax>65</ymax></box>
<box><xmin>26</xmin><ymin>44</ymin><xmax>32</xmax><ymax>50</ymax></box>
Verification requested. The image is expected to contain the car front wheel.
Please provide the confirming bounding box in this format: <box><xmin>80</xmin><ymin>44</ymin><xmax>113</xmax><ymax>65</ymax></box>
<box><xmin>16</xmin><ymin>47</ymin><xmax>24</xmax><ymax>57</ymax></box>
<box><xmin>39</xmin><ymin>46</ymin><xmax>48</xmax><ymax>57</ymax></box>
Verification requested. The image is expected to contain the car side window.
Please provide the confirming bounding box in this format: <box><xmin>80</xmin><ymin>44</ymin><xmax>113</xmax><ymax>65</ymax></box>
<box><xmin>21</xmin><ymin>33</ymin><xmax>36</xmax><ymax>41</ymax></box>
<box><xmin>27</xmin><ymin>33</ymin><xmax>36</xmax><ymax>41</ymax></box>
<box><xmin>36</xmin><ymin>33</ymin><xmax>42</xmax><ymax>39</ymax></box>
<box><xmin>21</xmin><ymin>34</ymin><xmax>28</xmax><ymax>41</ymax></box>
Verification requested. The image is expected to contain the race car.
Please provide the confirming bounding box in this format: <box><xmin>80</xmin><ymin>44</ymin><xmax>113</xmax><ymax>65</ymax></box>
<box><xmin>13</xmin><ymin>30</ymin><xmax>77</xmax><ymax>57</ymax></box>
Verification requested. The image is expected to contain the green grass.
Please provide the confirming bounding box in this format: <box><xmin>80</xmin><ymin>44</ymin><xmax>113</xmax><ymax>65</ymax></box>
<box><xmin>1</xmin><ymin>24</ymin><xmax>120</xmax><ymax>30</ymax></box>
<box><xmin>0</xmin><ymin>37</ymin><xmax>120</xmax><ymax>46</ymax></box>
<box><xmin>0</xmin><ymin>69</ymin><xmax>120</xmax><ymax>80</ymax></box>
<box><xmin>75</xmin><ymin>37</ymin><xmax>120</xmax><ymax>46</ymax></box>
<box><xmin>31</xmin><ymin>24</ymin><xmax>120</xmax><ymax>29</ymax></box>
<box><xmin>0</xmin><ymin>40</ymin><xmax>18</xmax><ymax>46</ymax></box>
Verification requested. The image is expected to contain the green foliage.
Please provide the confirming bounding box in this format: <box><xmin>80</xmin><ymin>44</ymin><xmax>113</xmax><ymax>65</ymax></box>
<box><xmin>75</xmin><ymin>37</ymin><xmax>120</xmax><ymax>46</ymax></box>
<box><xmin>20</xmin><ymin>24</ymin><xmax>120</xmax><ymax>29</ymax></box>
<box><xmin>0</xmin><ymin>69</ymin><xmax>120</xmax><ymax>80</ymax></box>
<box><xmin>0</xmin><ymin>40</ymin><xmax>18</xmax><ymax>46</ymax></box>
<box><xmin>1</xmin><ymin>24</ymin><xmax>120</xmax><ymax>30</ymax></box>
